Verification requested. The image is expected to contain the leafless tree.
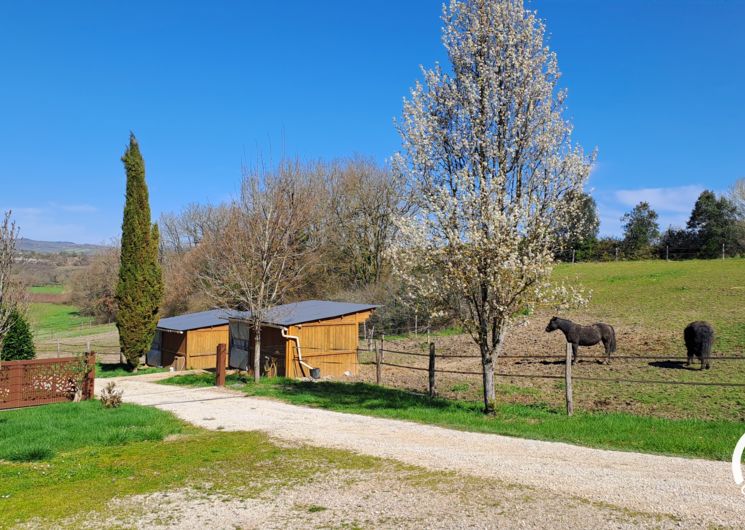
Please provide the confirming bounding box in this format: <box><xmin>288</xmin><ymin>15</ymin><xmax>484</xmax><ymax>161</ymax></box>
<box><xmin>160</xmin><ymin>203</ymin><xmax>230</xmax><ymax>254</ymax></box>
<box><xmin>0</xmin><ymin>211</ymin><xmax>23</xmax><ymax>349</ymax></box>
<box><xmin>70</xmin><ymin>243</ymin><xmax>120</xmax><ymax>324</ymax></box>
<box><xmin>323</xmin><ymin>157</ymin><xmax>411</xmax><ymax>288</ymax></box>
<box><xmin>197</xmin><ymin>160</ymin><xmax>319</xmax><ymax>382</ymax></box>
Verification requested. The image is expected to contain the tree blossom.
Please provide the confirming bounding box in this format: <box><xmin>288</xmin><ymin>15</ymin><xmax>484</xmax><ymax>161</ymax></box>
<box><xmin>391</xmin><ymin>0</ymin><xmax>593</xmax><ymax>412</ymax></box>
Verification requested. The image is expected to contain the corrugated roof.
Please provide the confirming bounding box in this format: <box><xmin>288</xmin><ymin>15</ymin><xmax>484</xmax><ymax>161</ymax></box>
<box><xmin>156</xmin><ymin>309</ymin><xmax>236</xmax><ymax>332</ymax></box>
<box><xmin>230</xmin><ymin>300</ymin><xmax>378</xmax><ymax>326</ymax></box>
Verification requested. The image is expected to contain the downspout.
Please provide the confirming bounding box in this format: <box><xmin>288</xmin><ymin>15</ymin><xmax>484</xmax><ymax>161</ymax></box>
<box><xmin>280</xmin><ymin>327</ymin><xmax>318</xmax><ymax>379</ymax></box>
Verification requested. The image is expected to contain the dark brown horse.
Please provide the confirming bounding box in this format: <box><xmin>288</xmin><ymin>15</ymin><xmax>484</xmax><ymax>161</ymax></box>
<box><xmin>684</xmin><ymin>321</ymin><xmax>714</xmax><ymax>370</ymax></box>
<box><xmin>545</xmin><ymin>316</ymin><xmax>616</xmax><ymax>364</ymax></box>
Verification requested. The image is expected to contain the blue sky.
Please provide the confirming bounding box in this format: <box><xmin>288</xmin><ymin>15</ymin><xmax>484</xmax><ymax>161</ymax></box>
<box><xmin>1</xmin><ymin>0</ymin><xmax>743</xmax><ymax>243</ymax></box>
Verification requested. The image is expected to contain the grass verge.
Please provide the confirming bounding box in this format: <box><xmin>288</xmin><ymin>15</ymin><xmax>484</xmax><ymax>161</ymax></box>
<box><xmin>0</xmin><ymin>400</ymin><xmax>184</xmax><ymax>462</ymax></box>
<box><xmin>162</xmin><ymin>374</ymin><xmax>742</xmax><ymax>461</ymax></box>
<box><xmin>95</xmin><ymin>363</ymin><xmax>169</xmax><ymax>378</ymax></box>
<box><xmin>0</xmin><ymin>402</ymin><xmax>382</xmax><ymax>527</ymax></box>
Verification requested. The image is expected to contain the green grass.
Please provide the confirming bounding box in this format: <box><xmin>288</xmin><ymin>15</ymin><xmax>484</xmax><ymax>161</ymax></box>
<box><xmin>161</xmin><ymin>374</ymin><xmax>742</xmax><ymax>461</ymax></box>
<box><xmin>553</xmin><ymin>259</ymin><xmax>745</xmax><ymax>353</ymax></box>
<box><xmin>0</xmin><ymin>401</ymin><xmax>384</xmax><ymax>527</ymax></box>
<box><xmin>28</xmin><ymin>302</ymin><xmax>115</xmax><ymax>340</ymax></box>
<box><xmin>0</xmin><ymin>400</ymin><xmax>184</xmax><ymax>462</ymax></box>
<box><xmin>28</xmin><ymin>284</ymin><xmax>65</xmax><ymax>295</ymax></box>
<box><xmin>95</xmin><ymin>363</ymin><xmax>169</xmax><ymax>378</ymax></box>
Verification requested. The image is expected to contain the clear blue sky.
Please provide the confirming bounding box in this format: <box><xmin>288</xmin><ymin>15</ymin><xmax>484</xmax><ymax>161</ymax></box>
<box><xmin>1</xmin><ymin>0</ymin><xmax>743</xmax><ymax>243</ymax></box>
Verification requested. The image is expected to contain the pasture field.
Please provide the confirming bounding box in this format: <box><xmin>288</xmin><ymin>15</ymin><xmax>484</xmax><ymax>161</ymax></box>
<box><xmin>553</xmin><ymin>258</ymin><xmax>745</xmax><ymax>353</ymax></box>
<box><xmin>28</xmin><ymin>284</ymin><xmax>65</xmax><ymax>295</ymax></box>
<box><xmin>359</xmin><ymin>259</ymin><xmax>745</xmax><ymax>422</ymax></box>
<box><xmin>27</xmin><ymin>301</ymin><xmax>118</xmax><ymax>355</ymax></box>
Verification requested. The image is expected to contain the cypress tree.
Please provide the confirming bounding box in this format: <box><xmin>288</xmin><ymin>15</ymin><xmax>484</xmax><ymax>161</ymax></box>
<box><xmin>116</xmin><ymin>133</ymin><xmax>163</xmax><ymax>369</ymax></box>
<box><xmin>0</xmin><ymin>309</ymin><xmax>35</xmax><ymax>361</ymax></box>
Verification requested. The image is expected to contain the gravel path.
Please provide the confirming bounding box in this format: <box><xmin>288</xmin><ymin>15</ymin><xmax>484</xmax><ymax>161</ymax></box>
<box><xmin>104</xmin><ymin>376</ymin><xmax>745</xmax><ymax>527</ymax></box>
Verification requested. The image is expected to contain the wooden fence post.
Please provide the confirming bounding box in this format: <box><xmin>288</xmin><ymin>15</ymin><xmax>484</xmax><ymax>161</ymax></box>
<box><xmin>381</xmin><ymin>334</ymin><xmax>385</xmax><ymax>362</ymax></box>
<box><xmin>216</xmin><ymin>343</ymin><xmax>227</xmax><ymax>387</ymax></box>
<box><xmin>375</xmin><ymin>341</ymin><xmax>382</xmax><ymax>385</ymax></box>
<box><xmin>565</xmin><ymin>342</ymin><xmax>574</xmax><ymax>416</ymax></box>
<box><xmin>428</xmin><ymin>342</ymin><xmax>436</xmax><ymax>398</ymax></box>
<box><xmin>84</xmin><ymin>351</ymin><xmax>96</xmax><ymax>400</ymax></box>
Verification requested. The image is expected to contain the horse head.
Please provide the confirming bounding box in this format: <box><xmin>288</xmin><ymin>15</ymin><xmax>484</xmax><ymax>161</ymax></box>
<box><xmin>545</xmin><ymin>316</ymin><xmax>560</xmax><ymax>332</ymax></box>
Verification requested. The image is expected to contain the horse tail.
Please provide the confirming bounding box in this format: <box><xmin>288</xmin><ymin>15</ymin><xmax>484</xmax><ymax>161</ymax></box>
<box><xmin>609</xmin><ymin>326</ymin><xmax>617</xmax><ymax>353</ymax></box>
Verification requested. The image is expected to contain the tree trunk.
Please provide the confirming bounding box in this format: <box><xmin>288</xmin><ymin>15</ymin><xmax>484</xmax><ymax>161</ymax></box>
<box><xmin>481</xmin><ymin>346</ymin><xmax>496</xmax><ymax>414</ymax></box>
<box><xmin>253</xmin><ymin>324</ymin><xmax>261</xmax><ymax>383</ymax></box>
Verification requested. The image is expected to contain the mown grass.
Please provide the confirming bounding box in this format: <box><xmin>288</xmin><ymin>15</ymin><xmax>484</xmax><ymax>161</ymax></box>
<box><xmin>0</xmin><ymin>402</ymin><xmax>383</xmax><ymax>527</ymax></box>
<box><xmin>0</xmin><ymin>400</ymin><xmax>184</xmax><ymax>462</ymax></box>
<box><xmin>95</xmin><ymin>363</ymin><xmax>169</xmax><ymax>378</ymax></box>
<box><xmin>161</xmin><ymin>374</ymin><xmax>742</xmax><ymax>461</ymax></box>
<box><xmin>552</xmin><ymin>259</ymin><xmax>745</xmax><ymax>354</ymax></box>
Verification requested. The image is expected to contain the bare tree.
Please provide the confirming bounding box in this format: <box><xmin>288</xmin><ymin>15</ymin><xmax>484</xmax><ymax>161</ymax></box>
<box><xmin>323</xmin><ymin>157</ymin><xmax>411</xmax><ymax>288</ymax></box>
<box><xmin>392</xmin><ymin>0</ymin><xmax>592</xmax><ymax>413</ymax></box>
<box><xmin>197</xmin><ymin>160</ymin><xmax>318</xmax><ymax>382</ymax></box>
<box><xmin>70</xmin><ymin>243</ymin><xmax>120</xmax><ymax>324</ymax></box>
<box><xmin>0</xmin><ymin>211</ymin><xmax>23</xmax><ymax>349</ymax></box>
<box><xmin>160</xmin><ymin>203</ymin><xmax>230</xmax><ymax>254</ymax></box>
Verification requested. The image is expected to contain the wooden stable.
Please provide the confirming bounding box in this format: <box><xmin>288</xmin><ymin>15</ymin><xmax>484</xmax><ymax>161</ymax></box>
<box><xmin>149</xmin><ymin>310</ymin><xmax>232</xmax><ymax>370</ymax></box>
<box><xmin>228</xmin><ymin>300</ymin><xmax>376</xmax><ymax>379</ymax></box>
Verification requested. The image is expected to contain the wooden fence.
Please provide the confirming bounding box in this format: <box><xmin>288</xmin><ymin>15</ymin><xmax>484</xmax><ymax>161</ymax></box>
<box><xmin>0</xmin><ymin>352</ymin><xmax>95</xmax><ymax>410</ymax></box>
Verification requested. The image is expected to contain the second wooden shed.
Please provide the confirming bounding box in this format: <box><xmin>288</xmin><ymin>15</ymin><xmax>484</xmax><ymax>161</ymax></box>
<box><xmin>147</xmin><ymin>309</ymin><xmax>232</xmax><ymax>370</ymax></box>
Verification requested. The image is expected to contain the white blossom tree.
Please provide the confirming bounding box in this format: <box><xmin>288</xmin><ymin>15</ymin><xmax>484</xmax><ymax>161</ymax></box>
<box><xmin>392</xmin><ymin>0</ymin><xmax>593</xmax><ymax>413</ymax></box>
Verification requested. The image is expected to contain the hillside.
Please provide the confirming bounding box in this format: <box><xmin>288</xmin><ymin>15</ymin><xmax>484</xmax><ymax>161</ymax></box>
<box><xmin>17</xmin><ymin>238</ymin><xmax>105</xmax><ymax>254</ymax></box>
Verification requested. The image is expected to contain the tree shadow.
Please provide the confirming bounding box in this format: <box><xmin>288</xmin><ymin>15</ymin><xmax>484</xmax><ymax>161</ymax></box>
<box><xmin>648</xmin><ymin>360</ymin><xmax>696</xmax><ymax>370</ymax></box>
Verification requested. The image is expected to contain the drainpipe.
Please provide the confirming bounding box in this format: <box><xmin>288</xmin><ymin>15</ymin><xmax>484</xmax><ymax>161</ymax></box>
<box><xmin>279</xmin><ymin>327</ymin><xmax>318</xmax><ymax>378</ymax></box>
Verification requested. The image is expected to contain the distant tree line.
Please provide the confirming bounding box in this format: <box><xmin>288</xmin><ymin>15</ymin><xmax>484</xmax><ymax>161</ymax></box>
<box><xmin>555</xmin><ymin>181</ymin><xmax>745</xmax><ymax>261</ymax></box>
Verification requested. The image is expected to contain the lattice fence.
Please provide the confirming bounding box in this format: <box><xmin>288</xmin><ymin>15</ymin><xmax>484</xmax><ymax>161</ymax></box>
<box><xmin>0</xmin><ymin>353</ymin><xmax>95</xmax><ymax>410</ymax></box>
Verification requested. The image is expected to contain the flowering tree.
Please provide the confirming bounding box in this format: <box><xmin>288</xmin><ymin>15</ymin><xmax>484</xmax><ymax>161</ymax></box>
<box><xmin>392</xmin><ymin>0</ymin><xmax>593</xmax><ymax>413</ymax></box>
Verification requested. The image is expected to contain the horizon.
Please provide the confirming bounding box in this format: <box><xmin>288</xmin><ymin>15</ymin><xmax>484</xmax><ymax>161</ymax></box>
<box><xmin>1</xmin><ymin>0</ymin><xmax>743</xmax><ymax>244</ymax></box>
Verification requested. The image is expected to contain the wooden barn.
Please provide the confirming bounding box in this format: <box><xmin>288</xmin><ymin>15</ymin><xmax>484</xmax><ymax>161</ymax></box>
<box><xmin>228</xmin><ymin>300</ymin><xmax>377</xmax><ymax>378</ymax></box>
<box><xmin>147</xmin><ymin>309</ymin><xmax>232</xmax><ymax>370</ymax></box>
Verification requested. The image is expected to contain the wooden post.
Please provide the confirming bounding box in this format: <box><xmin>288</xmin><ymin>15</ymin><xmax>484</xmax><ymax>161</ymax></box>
<box><xmin>414</xmin><ymin>313</ymin><xmax>418</xmax><ymax>338</ymax></box>
<box><xmin>666</xmin><ymin>245</ymin><xmax>669</xmax><ymax>261</ymax></box>
<box><xmin>565</xmin><ymin>342</ymin><xmax>574</xmax><ymax>416</ymax></box>
<box><xmin>428</xmin><ymin>342</ymin><xmax>436</xmax><ymax>398</ymax></box>
<box><xmin>375</xmin><ymin>341</ymin><xmax>382</xmax><ymax>385</ymax></box>
<box><xmin>381</xmin><ymin>334</ymin><xmax>385</xmax><ymax>363</ymax></box>
<box><xmin>84</xmin><ymin>351</ymin><xmax>96</xmax><ymax>400</ymax></box>
<box><xmin>215</xmin><ymin>343</ymin><xmax>227</xmax><ymax>387</ymax></box>
<box><xmin>722</xmin><ymin>243</ymin><xmax>726</xmax><ymax>260</ymax></box>
<box><xmin>571</xmin><ymin>248</ymin><xmax>576</xmax><ymax>264</ymax></box>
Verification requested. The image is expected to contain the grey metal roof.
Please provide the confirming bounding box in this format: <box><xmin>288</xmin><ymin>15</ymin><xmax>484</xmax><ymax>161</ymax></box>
<box><xmin>230</xmin><ymin>300</ymin><xmax>378</xmax><ymax>326</ymax></box>
<box><xmin>156</xmin><ymin>309</ymin><xmax>236</xmax><ymax>332</ymax></box>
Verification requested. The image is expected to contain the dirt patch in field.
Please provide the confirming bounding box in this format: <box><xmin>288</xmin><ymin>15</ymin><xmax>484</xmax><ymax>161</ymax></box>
<box><xmin>355</xmin><ymin>311</ymin><xmax>745</xmax><ymax>421</ymax></box>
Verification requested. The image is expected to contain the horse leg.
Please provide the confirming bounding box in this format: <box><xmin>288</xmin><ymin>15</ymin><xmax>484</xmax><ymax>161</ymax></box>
<box><xmin>603</xmin><ymin>338</ymin><xmax>611</xmax><ymax>364</ymax></box>
<box><xmin>571</xmin><ymin>343</ymin><xmax>578</xmax><ymax>365</ymax></box>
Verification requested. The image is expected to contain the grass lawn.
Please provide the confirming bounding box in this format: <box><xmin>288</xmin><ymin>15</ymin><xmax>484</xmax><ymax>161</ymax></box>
<box><xmin>161</xmin><ymin>374</ymin><xmax>742</xmax><ymax>461</ymax></box>
<box><xmin>0</xmin><ymin>400</ymin><xmax>184</xmax><ymax>462</ymax></box>
<box><xmin>0</xmin><ymin>401</ymin><xmax>383</xmax><ymax>527</ymax></box>
<box><xmin>553</xmin><ymin>258</ymin><xmax>745</xmax><ymax>354</ymax></box>
<box><xmin>95</xmin><ymin>363</ymin><xmax>169</xmax><ymax>378</ymax></box>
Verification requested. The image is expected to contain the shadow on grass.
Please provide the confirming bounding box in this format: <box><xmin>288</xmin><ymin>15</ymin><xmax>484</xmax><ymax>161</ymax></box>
<box><xmin>648</xmin><ymin>360</ymin><xmax>698</xmax><ymax>371</ymax></box>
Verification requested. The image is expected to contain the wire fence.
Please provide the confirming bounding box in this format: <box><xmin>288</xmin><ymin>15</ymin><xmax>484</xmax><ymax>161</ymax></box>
<box><xmin>359</xmin><ymin>340</ymin><xmax>745</xmax><ymax>415</ymax></box>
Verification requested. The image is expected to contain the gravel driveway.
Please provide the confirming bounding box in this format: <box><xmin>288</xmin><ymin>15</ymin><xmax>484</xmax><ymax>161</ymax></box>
<box><xmin>104</xmin><ymin>375</ymin><xmax>745</xmax><ymax>528</ymax></box>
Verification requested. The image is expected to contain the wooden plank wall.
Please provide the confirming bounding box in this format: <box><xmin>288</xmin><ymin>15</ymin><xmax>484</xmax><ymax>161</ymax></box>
<box><xmin>285</xmin><ymin>311</ymin><xmax>372</xmax><ymax>378</ymax></box>
<box><xmin>185</xmin><ymin>325</ymin><xmax>230</xmax><ymax>370</ymax></box>
<box><xmin>161</xmin><ymin>331</ymin><xmax>186</xmax><ymax>368</ymax></box>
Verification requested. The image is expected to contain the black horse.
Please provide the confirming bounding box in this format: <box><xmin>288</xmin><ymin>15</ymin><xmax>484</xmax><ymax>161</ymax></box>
<box><xmin>545</xmin><ymin>316</ymin><xmax>617</xmax><ymax>364</ymax></box>
<box><xmin>684</xmin><ymin>321</ymin><xmax>714</xmax><ymax>370</ymax></box>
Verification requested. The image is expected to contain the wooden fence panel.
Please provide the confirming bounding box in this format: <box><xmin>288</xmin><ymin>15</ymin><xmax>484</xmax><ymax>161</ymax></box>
<box><xmin>0</xmin><ymin>353</ymin><xmax>94</xmax><ymax>410</ymax></box>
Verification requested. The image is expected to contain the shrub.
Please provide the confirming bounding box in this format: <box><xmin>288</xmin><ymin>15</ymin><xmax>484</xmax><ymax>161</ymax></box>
<box><xmin>100</xmin><ymin>381</ymin><xmax>123</xmax><ymax>408</ymax></box>
<box><xmin>1</xmin><ymin>309</ymin><xmax>35</xmax><ymax>361</ymax></box>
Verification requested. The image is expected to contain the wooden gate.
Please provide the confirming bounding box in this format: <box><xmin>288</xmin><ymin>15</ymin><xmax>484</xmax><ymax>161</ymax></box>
<box><xmin>0</xmin><ymin>352</ymin><xmax>95</xmax><ymax>410</ymax></box>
